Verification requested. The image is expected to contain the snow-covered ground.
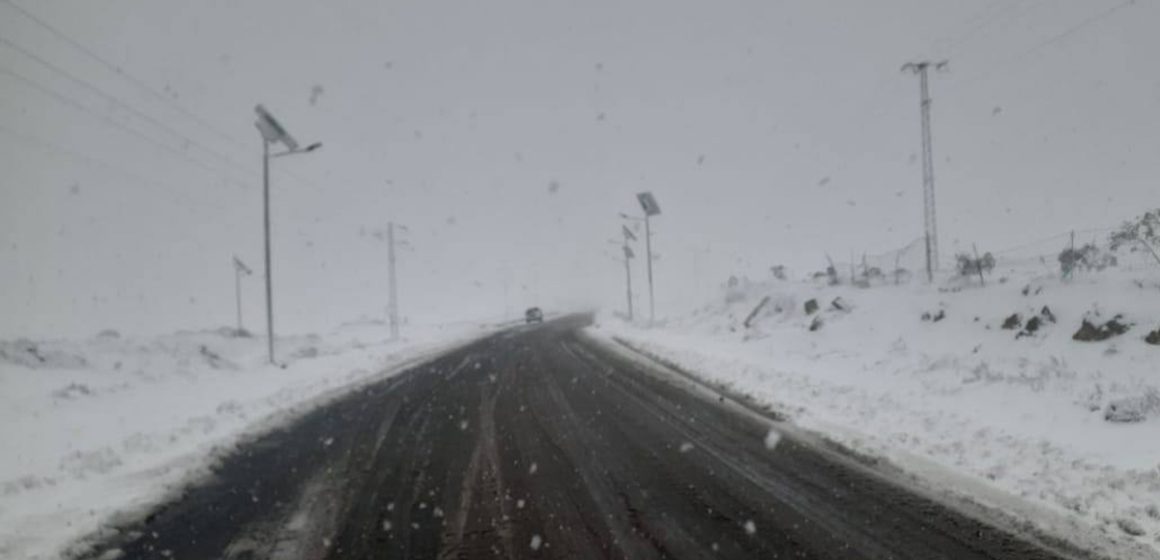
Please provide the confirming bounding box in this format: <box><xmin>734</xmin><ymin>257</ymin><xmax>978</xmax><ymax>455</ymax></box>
<box><xmin>594</xmin><ymin>261</ymin><xmax>1160</xmax><ymax>558</ymax></box>
<box><xmin>0</xmin><ymin>320</ymin><xmax>494</xmax><ymax>560</ymax></box>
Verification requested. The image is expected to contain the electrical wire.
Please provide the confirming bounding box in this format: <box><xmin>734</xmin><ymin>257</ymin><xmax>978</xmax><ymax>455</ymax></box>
<box><xmin>0</xmin><ymin>0</ymin><xmax>253</xmax><ymax>153</ymax></box>
<box><xmin>945</xmin><ymin>0</ymin><xmax>1138</xmax><ymax>94</ymax></box>
<box><xmin>0</xmin><ymin>120</ymin><xmax>230</xmax><ymax>214</ymax></box>
<box><xmin>0</xmin><ymin>63</ymin><xmax>249</xmax><ymax>186</ymax></box>
<box><xmin>0</xmin><ymin>35</ymin><xmax>255</xmax><ymax>180</ymax></box>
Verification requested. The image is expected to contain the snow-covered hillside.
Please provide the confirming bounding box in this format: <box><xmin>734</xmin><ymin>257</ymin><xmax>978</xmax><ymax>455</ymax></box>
<box><xmin>596</xmin><ymin>257</ymin><xmax>1160</xmax><ymax>557</ymax></box>
<box><xmin>0</xmin><ymin>321</ymin><xmax>493</xmax><ymax>559</ymax></box>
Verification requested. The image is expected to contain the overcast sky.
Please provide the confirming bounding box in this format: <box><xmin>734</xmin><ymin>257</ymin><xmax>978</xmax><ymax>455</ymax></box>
<box><xmin>2</xmin><ymin>0</ymin><xmax>1157</xmax><ymax>338</ymax></box>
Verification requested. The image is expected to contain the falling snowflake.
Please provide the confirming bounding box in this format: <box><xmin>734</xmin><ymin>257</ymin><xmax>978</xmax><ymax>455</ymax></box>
<box><xmin>679</xmin><ymin>442</ymin><xmax>694</xmax><ymax>453</ymax></box>
<box><xmin>528</xmin><ymin>462</ymin><xmax>538</xmax><ymax>475</ymax></box>
<box><xmin>763</xmin><ymin>429</ymin><xmax>781</xmax><ymax>450</ymax></box>
<box><xmin>530</xmin><ymin>535</ymin><xmax>543</xmax><ymax>550</ymax></box>
<box><xmin>743</xmin><ymin>520</ymin><xmax>756</xmax><ymax>535</ymax></box>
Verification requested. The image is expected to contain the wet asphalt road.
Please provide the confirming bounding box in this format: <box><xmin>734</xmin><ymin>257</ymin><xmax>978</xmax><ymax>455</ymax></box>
<box><xmin>81</xmin><ymin>314</ymin><xmax>1081</xmax><ymax>560</ymax></box>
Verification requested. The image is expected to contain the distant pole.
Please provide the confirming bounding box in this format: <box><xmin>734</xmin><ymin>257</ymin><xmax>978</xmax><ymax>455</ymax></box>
<box><xmin>645</xmin><ymin>214</ymin><xmax>655</xmax><ymax>324</ymax></box>
<box><xmin>903</xmin><ymin>60</ymin><xmax>947</xmax><ymax>284</ymax></box>
<box><xmin>387</xmin><ymin>221</ymin><xmax>399</xmax><ymax>340</ymax></box>
<box><xmin>624</xmin><ymin>253</ymin><xmax>634</xmax><ymax>321</ymax></box>
<box><xmin>622</xmin><ymin>231</ymin><xmax>635</xmax><ymax>322</ymax></box>
<box><xmin>262</xmin><ymin>139</ymin><xmax>275</xmax><ymax>363</ymax></box>
<box><xmin>233</xmin><ymin>256</ymin><xmax>253</xmax><ymax>336</ymax></box>
<box><xmin>235</xmin><ymin>265</ymin><xmax>243</xmax><ymax>333</ymax></box>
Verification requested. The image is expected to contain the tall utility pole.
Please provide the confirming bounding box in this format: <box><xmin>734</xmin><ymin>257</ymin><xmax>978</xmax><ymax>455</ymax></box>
<box><xmin>902</xmin><ymin>61</ymin><xmax>947</xmax><ymax>283</ymax></box>
<box><xmin>232</xmin><ymin>256</ymin><xmax>253</xmax><ymax>336</ymax></box>
<box><xmin>621</xmin><ymin>225</ymin><xmax>637</xmax><ymax>321</ymax></box>
<box><xmin>387</xmin><ymin>221</ymin><xmax>399</xmax><ymax>340</ymax></box>
<box><xmin>262</xmin><ymin>139</ymin><xmax>273</xmax><ymax>358</ymax></box>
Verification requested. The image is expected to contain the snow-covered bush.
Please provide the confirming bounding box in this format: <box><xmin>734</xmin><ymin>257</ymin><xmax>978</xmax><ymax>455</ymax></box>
<box><xmin>1058</xmin><ymin>243</ymin><xmax>1116</xmax><ymax>276</ymax></box>
<box><xmin>954</xmin><ymin>252</ymin><xmax>994</xmax><ymax>278</ymax></box>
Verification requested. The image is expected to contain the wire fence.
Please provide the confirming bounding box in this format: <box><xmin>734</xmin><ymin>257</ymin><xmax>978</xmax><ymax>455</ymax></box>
<box><xmin>816</xmin><ymin>222</ymin><xmax>1160</xmax><ymax>288</ymax></box>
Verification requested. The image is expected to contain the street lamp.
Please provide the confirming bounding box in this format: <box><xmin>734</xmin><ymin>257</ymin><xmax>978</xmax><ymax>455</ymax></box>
<box><xmin>627</xmin><ymin>192</ymin><xmax>661</xmax><ymax>324</ymax></box>
<box><xmin>254</xmin><ymin>104</ymin><xmax>321</xmax><ymax>364</ymax></box>
<box><xmin>232</xmin><ymin>256</ymin><xmax>253</xmax><ymax>337</ymax></box>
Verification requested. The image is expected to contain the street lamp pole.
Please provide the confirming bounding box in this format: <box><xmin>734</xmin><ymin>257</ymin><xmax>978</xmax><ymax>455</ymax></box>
<box><xmin>633</xmin><ymin>192</ymin><xmax>661</xmax><ymax>325</ymax></box>
<box><xmin>233</xmin><ymin>256</ymin><xmax>253</xmax><ymax>336</ymax></box>
<box><xmin>254</xmin><ymin>104</ymin><xmax>320</xmax><ymax>365</ymax></box>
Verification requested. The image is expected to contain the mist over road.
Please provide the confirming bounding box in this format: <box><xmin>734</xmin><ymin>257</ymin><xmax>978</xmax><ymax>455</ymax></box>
<box><xmin>84</xmin><ymin>315</ymin><xmax>1078</xmax><ymax>560</ymax></box>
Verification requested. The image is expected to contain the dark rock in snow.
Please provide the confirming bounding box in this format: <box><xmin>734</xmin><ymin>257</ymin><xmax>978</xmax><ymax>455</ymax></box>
<box><xmin>808</xmin><ymin>316</ymin><xmax>823</xmax><ymax>332</ymax></box>
<box><xmin>1040</xmin><ymin>306</ymin><xmax>1057</xmax><ymax>323</ymax></box>
<box><xmin>1073</xmin><ymin>315</ymin><xmax>1130</xmax><ymax>342</ymax></box>
<box><xmin>830</xmin><ymin>297</ymin><xmax>848</xmax><ymax>311</ymax></box>
<box><xmin>1001</xmin><ymin>314</ymin><xmax>1022</xmax><ymax>330</ymax></box>
<box><xmin>1145</xmin><ymin>328</ymin><xmax>1160</xmax><ymax>346</ymax></box>
<box><xmin>804</xmin><ymin>299</ymin><xmax>819</xmax><ymax>315</ymax></box>
<box><xmin>1016</xmin><ymin>316</ymin><xmax>1041</xmax><ymax>339</ymax></box>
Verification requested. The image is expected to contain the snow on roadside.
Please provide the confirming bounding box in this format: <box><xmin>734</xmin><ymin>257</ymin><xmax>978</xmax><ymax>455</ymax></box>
<box><xmin>594</xmin><ymin>266</ymin><xmax>1160</xmax><ymax>558</ymax></box>
<box><xmin>0</xmin><ymin>321</ymin><xmax>493</xmax><ymax>560</ymax></box>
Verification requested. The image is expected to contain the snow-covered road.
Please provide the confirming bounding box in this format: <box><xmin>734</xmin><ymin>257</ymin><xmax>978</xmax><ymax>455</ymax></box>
<box><xmin>0</xmin><ymin>321</ymin><xmax>494</xmax><ymax>559</ymax></box>
<box><xmin>594</xmin><ymin>267</ymin><xmax>1160</xmax><ymax>558</ymax></box>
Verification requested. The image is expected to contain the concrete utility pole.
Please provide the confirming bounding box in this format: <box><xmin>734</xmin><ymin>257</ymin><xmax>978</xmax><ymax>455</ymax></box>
<box><xmin>387</xmin><ymin>221</ymin><xmax>400</xmax><ymax>340</ymax></box>
<box><xmin>232</xmin><ymin>256</ymin><xmax>253</xmax><ymax>335</ymax></box>
<box><xmin>262</xmin><ymin>140</ymin><xmax>273</xmax><ymax>357</ymax></box>
<box><xmin>902</xmin><ymin>61</ymin><xmax>947</xmax><ymax>283</ymax></box>
<box><xmin>621</xmin><ymin>225</ymin><xmax>637</xmax><ymax>321</ymax></box>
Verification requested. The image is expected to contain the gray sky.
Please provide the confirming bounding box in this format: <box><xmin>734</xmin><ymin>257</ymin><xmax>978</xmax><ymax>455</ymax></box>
<box><xmin>2</xmin><ymin>0</ymin><xmax>1157</xmax><ymax>337</ymax></box>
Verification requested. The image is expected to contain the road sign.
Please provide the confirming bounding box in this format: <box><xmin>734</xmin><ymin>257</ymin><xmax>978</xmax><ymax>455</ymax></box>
<box><xmin>637</xmin><ymin>192</ymin><xmax>661</xmax><ymax>216</ymax></box>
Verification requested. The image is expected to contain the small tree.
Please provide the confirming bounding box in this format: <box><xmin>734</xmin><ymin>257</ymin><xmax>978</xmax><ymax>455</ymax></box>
<box><xmin>1109</xmin><ymin>209</ymin><xmax>1160</xmax><ymax>265</ymax></box>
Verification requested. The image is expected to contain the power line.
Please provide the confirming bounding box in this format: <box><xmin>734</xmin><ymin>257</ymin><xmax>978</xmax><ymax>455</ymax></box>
<box><xmin>0</xmin><ymin>0</ymin><xmax>251</xmax><ymax>153</ymax></box>
<box><xmin>0</xmin><ymin>64</ymin><xmax>249</xmax><ymax>186</ymax></box>
<box><xmin>0</xmin><ymin>35</ymin><xmax>255</xmax><ymax>180</ymax></box>
<box><xmin>0</xmin><ymin>1</ymin><xmax>329</xmax><ymax>196</ymax></box>
<box><xmin>945</xmin><ymin>0</ymin><xmax>1137</xmax><ymax>94</ymax></box>
<box><xmin>0</xmin><ymin>120</ymin><xmax>230</xmax><ymax>214</ymax></box>
<box><xmin>935</xmin><ymin>0</ymin><xmax>1045</xmax><ymax>59</ymax></box>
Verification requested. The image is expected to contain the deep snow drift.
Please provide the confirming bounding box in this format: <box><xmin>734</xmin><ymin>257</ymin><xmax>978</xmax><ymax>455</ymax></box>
<box><xmin>595</xmin><ymin>257</ymin><xmax>1160</xmax><ymax>557</ymax></box>
<box><xmin>0</xmin><ymin>321</ymin><xmax>493</xmax><ymax>559</ymax></box>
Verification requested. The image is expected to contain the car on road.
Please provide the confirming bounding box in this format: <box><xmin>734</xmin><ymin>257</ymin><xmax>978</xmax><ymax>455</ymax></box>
<box><xmin>525</xmin><ymin>307</ymin><xmax>544</xmax><ymax>324</ymax></box>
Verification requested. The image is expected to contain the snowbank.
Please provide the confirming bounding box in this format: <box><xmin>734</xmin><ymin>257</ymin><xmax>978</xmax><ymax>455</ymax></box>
<box><xmin>0</xmin><ymin>321</ymin><xmax>492</xmax><ymax>559</ymax></box>
<box><xmin>595</xmin><ymin>265</ymin><xmax>1160</xmax><ymax>557</ymax></box>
